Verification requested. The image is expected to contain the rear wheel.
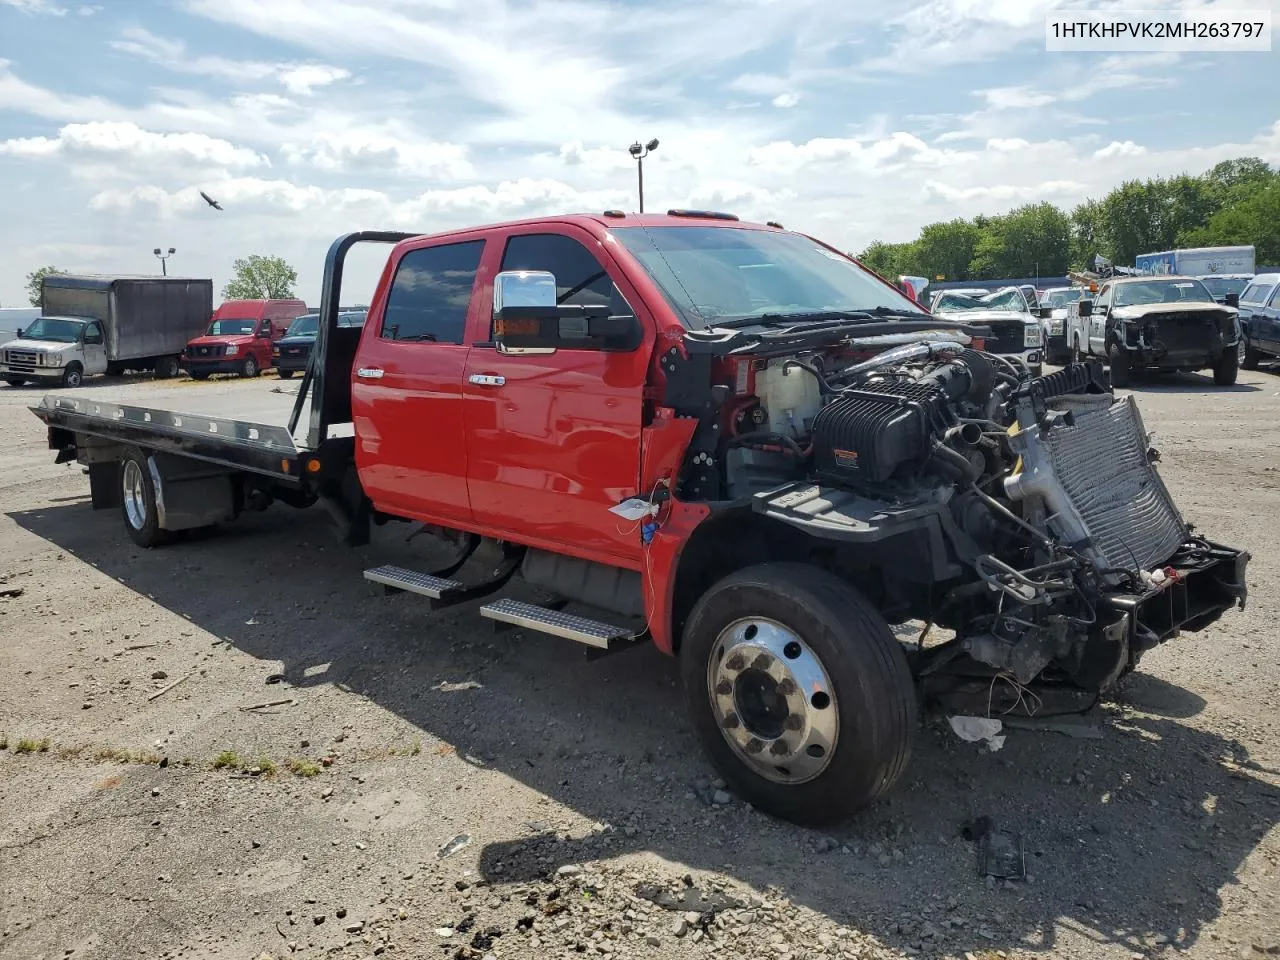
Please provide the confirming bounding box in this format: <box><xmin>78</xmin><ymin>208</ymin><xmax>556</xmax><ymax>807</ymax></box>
<box><xmin>1213</xmin><ymin>345</ymin><xmax>1239</xmax><ymax>386</ymax></box>
<box><xmin>61</xmin><ymin>363</ymin><xmax>84</xmax><ymax>388</ymax></box>
<box><xmin>120</xmin><ymin>450</ymin><xmax>169</xmax><ymax>548</ymax></box>
<box><xmin>277</xmin><ymin>369</ymin><xmax>294</xmax><ymax>380</ymax></box>
<box><xmin>680</xmin><ymin>563</ymin><xmax>916</xmax><ymax>826</ymax></box>
<box><xmin>154</xmin><ymin>355</ymin><xmax>180</xmax><ymax>379</ymax></box>
<box><xmin>240</xmin><ymin>355</ymin><xmax>259</xmax><ymax>378</ymax></box>
<box><xmin>4</xmin><ymin>378</ymin><xmax>25</xmax><ymax>387</ymax></box>
<box><xmin>1107</xmin><ymin>343</ymin><xmax>1130</xmax><ymax>388</ymax></box>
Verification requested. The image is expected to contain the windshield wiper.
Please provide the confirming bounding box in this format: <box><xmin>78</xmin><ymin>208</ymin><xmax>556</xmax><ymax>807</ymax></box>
<box><xmin>707</xmin><ymin>307</ymin><xmax>930</xmax><ymax>330</ymax></box>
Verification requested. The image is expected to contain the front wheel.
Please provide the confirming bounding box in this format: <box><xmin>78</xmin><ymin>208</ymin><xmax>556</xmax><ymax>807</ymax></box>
<box><xmin>1213</xmin><ymin>345</ymin><xmax>1239</xmax><ymax>386</ymax></box>
<box><xmin>680</xmin><ymin>563</ymin><xmax>916</xmax><ymax>826</ymax></box>
<box><xmin>154</xmin><ymin>355</ymin><xmax>180</xmax><ymax>379</ymax></box>
<box><xmin>1107</xmin><ymin>343</ymin><xmax>1131</xmax><ymax>388</ymax></box>
<box><xmin>240</xmin><ymin>355</ymin><xmax>259</xmax><ymax>378</ymax></box>
<box><xmin>61</xmin><ymin>363</ymin><xmax>84</xmax><ymax>388</ymax></box>
<box><xmin>1240</xmin><ymin>337</ymin><xmax>1262</xmax><ymax>371</ymax></box>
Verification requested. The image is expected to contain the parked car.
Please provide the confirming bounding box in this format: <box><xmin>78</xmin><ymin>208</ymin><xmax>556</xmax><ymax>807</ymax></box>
<box><xmin>930</xmin><ymin>286</ymin><xmax>1043</xmax><ymax>374</ymax></box>
<box><xmin>1198</xmin><ymin>274</ymin><xmax>1254</xmax><ymax>305</ymax></box>
<box><xmin>928</xmin><ymin>287</ymin><xmax>986</xmax><ymax>312</ymax></box>
<box><xmin>1038</xmin><ymin>286</ymin><xmax>1088</xmax><ymax>364</ymax></box>
<box><xmin>1</xmin><ymin>276</ymin><xmax>211</xmax><ymax>387</ymax></box>
<box><xmin>1065</xmin><ymin>275</ymin><xmax>1240</xmax><ymax>386</ymax></box>
<box><xmin>30</xmin><ymin>213</ymin><xmax>1249</xmax><ymax>827</ymax></box>
<box><xmin>1236</xmin><ymin>272</ymin><xmax>1280</xmax><ymax>369</ymax></box>
<box><xmin>272</xmin><ymin>310</ymin><xmax>366</xmax><ymax>378</ymax></box>
<box><xmin>181</xmin><ymin>298</ymin><xmax>308</xmax><ymax>379</ymax></box>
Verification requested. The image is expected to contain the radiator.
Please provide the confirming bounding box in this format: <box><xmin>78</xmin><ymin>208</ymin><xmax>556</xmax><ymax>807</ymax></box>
<box><xmin>1005</xmin><ymin>395</ymin><xmax>1188</xmax><ymax>576</ymax></box>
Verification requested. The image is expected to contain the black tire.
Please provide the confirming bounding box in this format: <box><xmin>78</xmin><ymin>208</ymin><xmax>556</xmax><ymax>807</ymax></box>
<box><xmin>61</xmin><ymin>363</ymin><xmax>84</xmax><ymax>388</ymax></box>
<box><xmin>241</xmin><ymin>355</ymin><xmax>259</xmax><ymax>378</ymax></box>
<box><xmin>119</xmin><ymin>449</ymin><xmax>170</xmax><ymax>548</ymax></box>
<box><xmin>1073</xmin><ymin>337</ymin><xmax>1086</xmax><ymax>363</ymax></box>
<box><xmin>680</xmin><ymin>562</ymin><xmax>916</xmax><ymax>826</ymax></box>
<box><xmin>1213</xmin><ymin>345</ymin><xmax>1239</xmax><ymax>386</ymax></box>
<box><xmin>190</xmin><ymin>370</ymin><xmax>211</xmax><ymax>381</ymax></box>
<box><xmin>4</xmin><ymin>378</ymin><xmax>25</xmax><ymax>387</ymax></box>
<box><xmin>277</xmin><ymin>369</ymin><xmax>294</xmax><ymax>380</ymax></box>
<box><xmin>154</xmin><ymin>356</ymin><xmax>180</xmax><ymax>379</ymax></box>
<box><xmin>1240</xmin><ymin>336</ymin><xmax>1262</xmax><ymax>371</ymax></box>
<box><xmin>105</xmin><ymin>362</ymin><xmax>124</xmax><ymax>377</ymax></box>
<box><xmin>1107</xmin><ymin>343</ymin><xmax>1130</xmax><ymax>388</ymax></box>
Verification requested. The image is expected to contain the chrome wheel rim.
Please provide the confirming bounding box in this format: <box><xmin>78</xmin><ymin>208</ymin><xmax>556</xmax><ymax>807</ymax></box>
<box><xmin>66</xmin><ymin>369</ymin><xmax>81</xmax><ymax>387</ymax></box>
<box><xmin>122</xmin><ymin>459</ymin><xmax>147</xmax><ymax>530</ymax></box>
<box><xmin>245</xmin><ymin>357</ymin><xmax>256</xmax><ymax>375</ymax></box>
<box><xmin>707</xmin><ymin>618</ymin><xmax>838</xmax><ymax>784</ymax></box>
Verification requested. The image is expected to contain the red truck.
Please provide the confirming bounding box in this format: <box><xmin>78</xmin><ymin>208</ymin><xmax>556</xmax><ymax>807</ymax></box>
<box><xmin>31</xmin><ymin>213</ymin><xmax>1248</xmax><ymax>825</ymax></box>
<box><xmin>181</xmin><ymin>298</ymin><xmax>308</xmax><ymax>379</ymax></box>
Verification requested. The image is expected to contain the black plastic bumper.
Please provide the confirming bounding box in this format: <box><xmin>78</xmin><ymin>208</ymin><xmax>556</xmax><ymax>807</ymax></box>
<box><xmin>181</xmin><ymin>358</ymin><xmax>247</xmax><ymax>374</ymax></box>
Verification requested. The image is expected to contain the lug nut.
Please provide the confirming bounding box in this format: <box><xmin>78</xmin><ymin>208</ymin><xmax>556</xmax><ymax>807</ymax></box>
<box><xmin>751</xmin><ymin>653</ymin><xmax>773</xmax><ymax>671</ymax></box>
<box><xmin>722</xmin><ymin>712</ymin><xmax>740</xmax><ymax>729</ymax></box>
<box><xmin>777</xmin><ymin>678</ymin><xmax>797</xmax><ymax>696</ymax></box>
<box><xmin>745</xmin><ymin>738</ymin><xmax>764</xmax><ymax>755</ymax></box>
<box><xmin>715</xmin><ymin>679</ymin><xmax>732</xmax><ymax>696</ymax></box>
<box><xmin>725</xmin><ymin>654</ymin><xmax>746</xmax><ymax>672</ymax></box>
<box><xmin>769</xmin><ymin>740</ymin><xmax>790</xmax><ymax>756</ymax></box>
<box><xmin>784</xmin><ymin>714</ymin><xmax>803</xmax><ymax>731</ymax></box>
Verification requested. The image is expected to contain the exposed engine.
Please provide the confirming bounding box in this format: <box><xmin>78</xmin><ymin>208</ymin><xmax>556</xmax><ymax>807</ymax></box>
<box><xmin>690</xmin><ymin>341</ymin><xmax>1249</xmax><ymax>705</ymax></box>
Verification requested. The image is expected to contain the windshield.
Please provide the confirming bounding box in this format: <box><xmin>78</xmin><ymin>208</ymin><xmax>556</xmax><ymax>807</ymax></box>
<box><xmin>338</xmin><ymin>312</ymin><xmax>367</xmax><ymax>327</ymax></box>
<box><xmin>611</xmin><ymin>226</ymin><xmax>925</xmax><ymax>327</ymax></box>
<box><xmin>1199</xmin><ymin>277</ymin><xmax>1249</xmax><ymax>299</ymax></box>
<box><xmin>933</xmin><ymin>288</ymin><xmax>1028</xmax><ymax>314</ymax></box>
<box><xmin>1041</xmin><ymin>289</ymin><xmax>1084</xmax><ymax>308</ymax></box>
<box><xmin>19</xmin><ymin>317</ymin><xmax>85</xmax><ymax>343</ymax></box>
<box><xmin>286</xmin><ymin>315</ymin><xmax>320</xmax><ymax>337</ymax></box>
<box><xmin>207</xmin><ymin>318</ymin><xmax>258</xmax><ymax>336</ymax></box>
<box><xmin>1114</xmin><ymin>279</ymin><xmax>1215</xmax><ymax>307</ymax></box>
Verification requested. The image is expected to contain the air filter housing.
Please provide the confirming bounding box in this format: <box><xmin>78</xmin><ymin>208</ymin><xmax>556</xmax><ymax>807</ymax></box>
<box><xmin>810</xmin><ymin>380</ymin><xmax>951</xmax><ymax>487</ymax></box>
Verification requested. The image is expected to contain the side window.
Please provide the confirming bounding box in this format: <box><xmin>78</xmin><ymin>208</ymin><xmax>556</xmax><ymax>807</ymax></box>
<box><xmin>1266</xmin><ymin>284</ymin><xmax>1280</xmax><ymax>308</ymax></box>
<box><xmin>381</xmin><ymin>240</ymin><xmax>484</xmax><ymax>344</ymax></box>
<box><xmin>1095</xmin><ymin>286</ymin><xmax>1111</xmax><ymax>309</ymax></box>
<box><xmin>84</xmin><ymin>322</ymin><xmax>103</xmax><ymax>344</ymax></box>
<box><xmin>499</xmin><ymin>233</ymin><xmax>632</xmax><ymax>319</ymax></box>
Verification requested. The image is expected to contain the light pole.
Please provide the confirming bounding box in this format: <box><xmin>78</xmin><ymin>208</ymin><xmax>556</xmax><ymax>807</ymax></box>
<box><xmin>154</xmin><ymin>247</ymin><xmax>175</xmax><ymax>276</ymax></box>
<box><xmin>627</xmin><ymin>138</ymin><xmax>659</xmax><ymax>213</ymax></box>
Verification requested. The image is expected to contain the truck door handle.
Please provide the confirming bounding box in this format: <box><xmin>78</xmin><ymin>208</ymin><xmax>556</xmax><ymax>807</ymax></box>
<box><xmin>468</xmin><ymin>374</ymin><xmax>505</xmax><ymax>387</ymax></box>
<box><xmin>356</xmin><ymin>367</ymin><xmax>384</xmax><ymax>379</ymax></box>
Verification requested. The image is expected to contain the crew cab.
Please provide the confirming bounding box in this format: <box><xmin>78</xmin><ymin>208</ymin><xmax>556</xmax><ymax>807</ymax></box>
<box><xmin>272</xmin><ymin>310</ymin><xmax>366</xmax><ymax>378</ymax></box>
<box><xmin>1066</xmin><ymin>275</ymin><xmax>1241</xmax><ymax>387</ymax></box>
<box><xmin>30</xmin><ymin>214</ymin><xmax>1249</xmax><ymax>826</ymax></box>
<box><xmin>181</xmin><ymin>298</ymin><xmax>308</xmax><ymax>379</ymax></box>
<box><xmin>930</xmin><ymin>286</ymin><xmax>1044</xmax><ymax>375</ymax></box>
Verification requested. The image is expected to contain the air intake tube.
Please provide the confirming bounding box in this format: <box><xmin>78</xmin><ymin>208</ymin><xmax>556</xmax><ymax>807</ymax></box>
<box><xmin>918</xmin><ymin>349</ymin><xmax>997</xmax><ymax>403</ymax></box>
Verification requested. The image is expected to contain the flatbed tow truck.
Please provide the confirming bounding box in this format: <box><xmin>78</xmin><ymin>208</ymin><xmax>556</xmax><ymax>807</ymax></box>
<box><xmin>30</xmin><ymin>220</ymin><xmax>1249</xmax><ymax>825</ymax></box>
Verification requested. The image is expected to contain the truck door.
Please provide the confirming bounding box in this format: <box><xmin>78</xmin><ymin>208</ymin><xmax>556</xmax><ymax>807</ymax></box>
<box><xmin>463</xmin><ymin>228</ymin><xmax>651</xmax><ymax>566</ymax></box>
<box><xmin>1260</xmin><ymin>284</ymin><xmax>1280</xmax><ymax>351</ymax></box>
<box><xmin>82</xmin><ymin>321</ymin><xmax>107</xmax><ymax>375</ymax></box>
<box><xmin>1091</xmin><ymin>285</ymin><xmax>1112</xmax><ymax>355</ymax></box>
<box><xmin>352</xmin><ymin>236</ymin><xmax>487</xmax><ymax>522</ymax></box>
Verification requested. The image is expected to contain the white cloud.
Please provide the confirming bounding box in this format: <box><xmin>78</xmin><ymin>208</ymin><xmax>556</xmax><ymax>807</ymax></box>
<box><xmin>1</xmin><ymin>0</ymin><xmax>68</xmax><ymax>14</ymax></box>
<box><xmin>772</xmin><ymin>93</ymin><xmax>801</xmax><ymax>108</ymax></box>
<box><xmin>747</xmin><ymin>133</ymin><xmax>973</xmax><ymax>174</ymax></box>
<box><xmin>1094</xmin><ymin>140</ymin><xmax>1146</xmax><ymax>158</ymax></box>
<box><xmin>0</xmin><ymin>121</ymin><xmax>268</xmax><ymax>169</ymax></box>
<box><xmin>986</xmin><ymin>138</ymin><xmax>1031</xmax><ymax>152</ymax></box>
<box><xmin>282</xmin><ymin>132</ymin><xmax>473</xmax><ymax>178</ymax></box>
<box><xmin>110</xmin><ymin>27</ymin><xmax>350</xmax><ymax>96</ymax></box>
<box><xmin>922</xmin><ymin>179</ymin><xmax>1087</xmax><ymax>203</ymax></box>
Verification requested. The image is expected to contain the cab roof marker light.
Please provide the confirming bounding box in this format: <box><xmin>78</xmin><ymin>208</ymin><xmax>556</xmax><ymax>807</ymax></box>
<box><xmin>666</xmin><ymin>209</ymin><xmax>739</xmax><ymax>221</ymax></box>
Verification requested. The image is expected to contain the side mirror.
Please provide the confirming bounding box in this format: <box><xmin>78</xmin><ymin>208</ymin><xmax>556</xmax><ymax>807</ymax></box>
<box><xmin>1035</xmin><ymin>306</ymin><xmax>1053</xmax><ymax>319</ymax></box>
<box><xmin>259</xmin><ymin>325</ymin><xmax>273</xmax><ymax>338</ymax></box>
<box><xmin>14</xmin><ymin>328</ymin><xmax>22</xmax><ymax>339</ymax></box>
<box><xmin>1225</xmin><ymin>292</ymin><xmax>1240</xmax><ymax>308</ymax></box>
<box><xmin>492</xmin><ymin>270</ymin><xmax>642</xmax><ymax>352</ymax></box>
<box><xmin>1078</xmin><ymin>300</ymin><xmax>1094</xmax><ymax>318</ymax></box>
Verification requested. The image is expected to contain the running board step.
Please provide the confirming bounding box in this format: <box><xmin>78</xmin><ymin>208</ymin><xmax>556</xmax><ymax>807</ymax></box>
<box><xmin>364</xmin><ymin>565</ymin><xmax>464</xmax><ymax>607</ymax></box>
<box><xmin>479</xmin><ymin>599</ymin><xmax>634</xmax><ymax>650</ymax></box>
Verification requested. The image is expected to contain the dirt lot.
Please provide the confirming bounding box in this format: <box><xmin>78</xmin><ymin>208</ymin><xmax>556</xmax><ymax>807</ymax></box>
<box><xmin>1</xmin><ymin>369</ymin><xmax>1278</xmax><ymax>960</ymax></box>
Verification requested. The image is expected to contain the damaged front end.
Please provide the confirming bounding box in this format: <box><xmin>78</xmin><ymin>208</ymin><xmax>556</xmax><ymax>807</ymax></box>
<box><xmin>915</xmin><ymin>365</ymin><xmax>1248</xmax><ymax>704</ymax></box>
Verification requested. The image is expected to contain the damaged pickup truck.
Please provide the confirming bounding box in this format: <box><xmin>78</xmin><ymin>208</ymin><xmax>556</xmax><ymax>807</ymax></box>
<box><xmin>32</xmin><ymin>213</ymin><xmax>1249</xmax><ymax>825</ymax></box>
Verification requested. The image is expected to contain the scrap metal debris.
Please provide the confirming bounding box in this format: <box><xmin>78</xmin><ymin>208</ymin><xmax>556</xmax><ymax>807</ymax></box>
<box><xmin>437</xmin><ymin>833</ymin><xmax>472</xmax><ymax>860</ymax></box>
<box><xmin>0</xmin><ymin>587</ymin><xmax>24</xmax><ymax>599</ymax></box>
<box><xmin>962</xmin><ymin>816</ymin><xmax>1026</xmax><ymax>880</ymax></box>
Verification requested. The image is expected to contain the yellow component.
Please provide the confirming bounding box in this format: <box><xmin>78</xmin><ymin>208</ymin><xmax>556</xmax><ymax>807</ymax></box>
<box><xmin>306</xmin><ymin>459</ymin><xmax>322</xmax><ymax>474</ymax></box>
<box><xmin>1007</xmin><ymin>421</ymin><xmax>1022</xmax><ymax>437</ymax></box>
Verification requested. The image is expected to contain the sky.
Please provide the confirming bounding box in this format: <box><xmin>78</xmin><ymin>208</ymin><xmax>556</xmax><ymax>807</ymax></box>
<box><xmin>1</xmin><ymin>0</ymin><xmax>1278</xmax><ymax>306</ymax></box>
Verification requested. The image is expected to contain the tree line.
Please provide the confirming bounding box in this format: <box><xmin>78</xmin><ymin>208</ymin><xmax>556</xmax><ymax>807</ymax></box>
<box><xmin>23</xmin><ymin>255</ymin><xmax>298</xmax><ymax>306</ymax></box>
<box><xmin>857</xmin><ymin>157</ymin><xmax>1280</xmax><ymax>281</ymax></box>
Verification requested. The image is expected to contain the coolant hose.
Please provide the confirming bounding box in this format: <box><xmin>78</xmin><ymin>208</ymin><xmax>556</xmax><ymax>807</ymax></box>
<box><xmin>928</xmin><ymin>440</ymin><xmax>982</xmax><ymax>484</ymax></box>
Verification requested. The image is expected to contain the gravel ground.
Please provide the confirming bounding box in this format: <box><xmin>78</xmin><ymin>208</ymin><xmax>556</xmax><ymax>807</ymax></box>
<box><xmin>1</xmin><ymin>369</ymin><xmax>1278</xmax><ymax>960</ymax></box>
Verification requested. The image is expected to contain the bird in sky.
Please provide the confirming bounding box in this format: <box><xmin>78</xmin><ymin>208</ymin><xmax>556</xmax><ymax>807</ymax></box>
<box><xmin>199</xmin><ymin>191</ymin><xmax>223</xmax><ymax>211</ymax></box>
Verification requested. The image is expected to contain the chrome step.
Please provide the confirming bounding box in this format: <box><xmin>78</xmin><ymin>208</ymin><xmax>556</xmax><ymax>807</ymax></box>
<box><xmin>479</xmin><ymin>599</ymin><xmax>633</xmax><ymax>650</ymax></box>
<box><xmin>364</xmin><ymin>564</ymin><xmax>464</xmax><ymax>602</ymax></box>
